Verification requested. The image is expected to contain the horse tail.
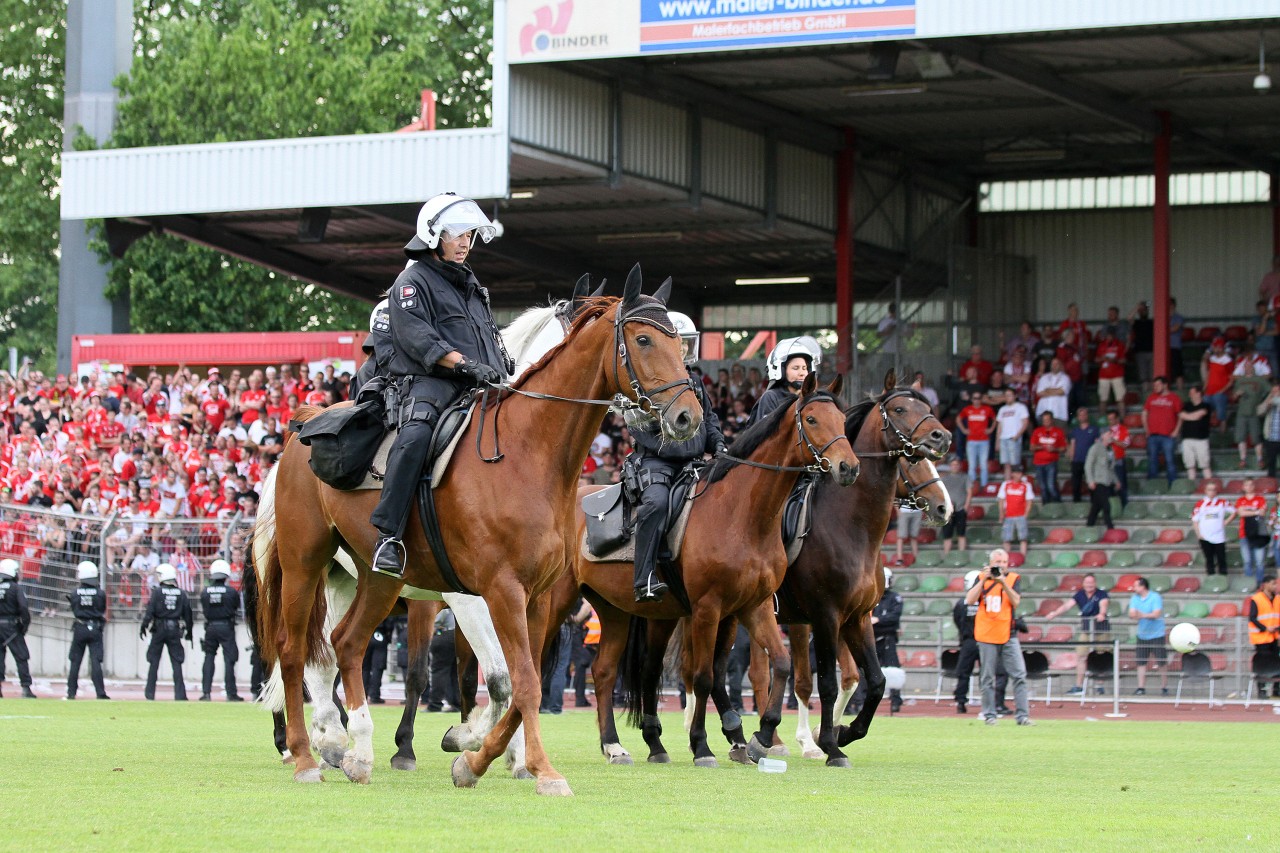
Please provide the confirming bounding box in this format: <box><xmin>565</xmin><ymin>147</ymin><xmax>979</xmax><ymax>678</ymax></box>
<box><xmin>663</xmin><ymin>619</ymin><xmax>685</xmax><ymax>684</ymax></box>
<box><xmin>283</xmin><ymin>404</ymin><xmax>327</xmax><ymax>448</ymax></box>
<box><xmin>620</xmin><ymin>615</ymin><xmax>649</xmax><ymax>730</ymax></box>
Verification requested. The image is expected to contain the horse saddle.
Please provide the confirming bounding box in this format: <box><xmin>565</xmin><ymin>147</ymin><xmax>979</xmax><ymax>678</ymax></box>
<box><xmin>579</xmin><ymin>468</ymin><xmax>697</xmax><ymax>564</ymax></box>
<box><xmin>781</xmin><ymin>474</ymin><xmax>818</xmax><ymax>567</ymax></box>
<box><xmin>353</xmin><ymin>397</ymin><xmax>476</xmax><ymax>491</ymax></box>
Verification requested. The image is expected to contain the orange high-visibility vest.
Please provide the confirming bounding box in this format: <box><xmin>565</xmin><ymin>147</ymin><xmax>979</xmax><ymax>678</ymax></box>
<box><xmin>973</xmin><ymin>571</ymin><xmax>1021</xmax><ymax>645</ymax></box>
<box><xmin>584</xmin><ymin>610</ymin><xmax>601</xmax><ymax>646</ymax></box>
<box><xmin>1249</xmin><ymin>591</ymin><xmax>1280</xmax><ymax>646</ymax></box>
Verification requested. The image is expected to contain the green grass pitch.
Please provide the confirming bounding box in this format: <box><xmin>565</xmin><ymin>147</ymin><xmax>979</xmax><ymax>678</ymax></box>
<box><xmin>0</xmin><ymin>701</ymin><xmax>1268</xmax><ymax>851</ymax></box>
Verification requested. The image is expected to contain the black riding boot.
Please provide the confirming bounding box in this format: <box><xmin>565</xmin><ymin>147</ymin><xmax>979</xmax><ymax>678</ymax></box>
<box><xmin>370</xmin><ymin>415</ymin><xmax>436</xmax><ymax>578</ymax></box>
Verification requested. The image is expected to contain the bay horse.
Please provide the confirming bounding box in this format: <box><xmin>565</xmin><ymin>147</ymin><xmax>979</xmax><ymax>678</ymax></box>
<box><xmin>254</xmin><ymin>268</ymin><xmax>702</xmax><ymax>795</ymax></box>
<box><xmin>569</xmin><ymin>373</ymin><xmax>860</xmax><ymax>768</ymax></box>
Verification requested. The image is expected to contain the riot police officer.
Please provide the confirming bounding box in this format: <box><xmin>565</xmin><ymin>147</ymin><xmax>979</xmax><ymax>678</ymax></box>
<box><xmin>66</xmin><ymin>560</ymin><xmax>109</xmax><ymax>700</ymax></box>
<box><xmin>199</xmin><ymin>559</ymin><xmax>243</xmax><ymax>702</ymax></box>
<box><xmin>748</xmin><ymin>335</ymin><xmax>823</xmax><ymax>424</ymax></box>
<box><xmin>0</xmin><ymin>558</ymin><xmax>36</xmax><ymax>698</ymax></box>
<box><xmin>352</xmin><ymin>298</ymin><xmax>391</xmax><ymax>401</ymax></box>
<box><xmin>141</xmin><ymin>563</ymin><xmax>193</xmax><ymax>700</ymax></box>
<box><xmin>370</xmin><ymin>193</ymin><xmax>512</xmax><ymax>577</ymax></box>
<box><xmin>627</xmin><ymin>312</ymin><xmax>725</xmax><ymax>602</ymax></box>
<box><xmin>362</xmin><ymin>616</ymin><xmax>393</xmax><ymax>704</ymax></box>
<box><xmin>852</xmin><ymin>566</ymin><xmax>904</xmax><ymax>714</ymax></box>
<box><xmin>426</xmin><ymin>606</ymin><xmax>459</xmax><ymax>712</ymax></box>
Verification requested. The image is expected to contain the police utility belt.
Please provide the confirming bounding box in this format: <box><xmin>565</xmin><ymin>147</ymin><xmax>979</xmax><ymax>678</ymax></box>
<box><xmin>383</xmin><ymin>374</ymin><xmax>461</xmax><ymax>431</ymax></box>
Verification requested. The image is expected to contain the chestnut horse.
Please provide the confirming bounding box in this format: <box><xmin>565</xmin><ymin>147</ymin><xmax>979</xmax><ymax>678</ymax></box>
<box><xmin>254</xmin><ymin>270</ymin><xmax>702</xmax><ymax>795</ymax></box>
<box><xmin>569</xmin><ymin>374</ymin><xmax>860</xmax><ymax>767</ymax></box>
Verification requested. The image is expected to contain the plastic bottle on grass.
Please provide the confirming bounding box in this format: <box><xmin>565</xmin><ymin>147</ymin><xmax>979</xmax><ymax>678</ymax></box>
<box><xmin>757</xmin><ymin>757</ymin><xmax>787</xmax><ymax>774</ymax></box>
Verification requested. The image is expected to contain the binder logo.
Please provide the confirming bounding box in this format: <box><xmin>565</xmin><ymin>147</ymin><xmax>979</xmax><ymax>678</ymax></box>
<box><xmin>520</xmin><ymin>1</ymin><xmax>574</xmax><ymax>55</ymax></box>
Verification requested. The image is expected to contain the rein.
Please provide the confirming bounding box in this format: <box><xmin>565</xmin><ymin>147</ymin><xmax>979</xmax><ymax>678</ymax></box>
<box><xmin>707</xmin><ymin>392</ymin><xmax>846</xmax><ymax>479</ymax></box>
<box><xmin>847</xmin><ymin>389</ymin><xmax>946</xmax><ymax>511</ymax></box>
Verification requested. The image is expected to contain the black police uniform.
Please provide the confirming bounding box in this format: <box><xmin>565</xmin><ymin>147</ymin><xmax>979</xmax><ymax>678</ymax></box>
<box><xmin>629</xmin><ymin>376</ymin><xmax>724</xmax><ymax>599</ymax></box>
<box><xmin>426</xmin><ymin>607</ymin><xmax>459</xmax><ymax>712</ymax></box>
<box><xmin>747</xmin><ymin>381</ymin><xmax>797</xmax><ymax>425</ymax></box>
<box><xmin>141</xmin><ymin>582</ymin><xmax>194</xmax><ymax>700</ymax></box>
<box><xmin>67</xmin><ymin>580</ymin><xmax>108</xmax><ymax>699</ymax></box>
<box><xmin>851</xmin><ymin>586</ymin><xmax>904</xmax><ymax>712</ymax></box>
<box><xmin>362</xmin><ymin>616</ymin><xmax>393</xmax><ymax>703</ymax></box>
<box><xmin>200</xmin><ymin>577</ymin><xmax>242</xmax><ymax>700</ymax></box>
<box><xmin>370</xmin><ymin>254</ymin><xmax>511</xmax><ymax>573</ymax></box>
<box><xmin>0</xmin><ymin>573</ymin><xmax>34</xmax><ymax>697</ymax></box>
<box><xmin>353</xmin><ymin>301</ymin><xmax>393</xmax><ymax>400</ymax></box>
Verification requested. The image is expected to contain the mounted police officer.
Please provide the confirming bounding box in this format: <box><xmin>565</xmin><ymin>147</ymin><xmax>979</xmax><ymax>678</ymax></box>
<box><xmin>66</xmin><ymin>560</ymin><xmax>109</xmax><ymax>700</ymax></box>
<box><xmin>627</xmin><ymin>311</ymin><xmax>725</xmax><ymax>602</ymax></box>
<box><xmin>0</xmin><ymin>558</ymin><xmax>36</xmax><ymax>698</ymax></box>
<box><xmin>141</xmin><ymin>563</ymin><xmax>193</xmax><ymax>700</ymax></box>
<box><xmin>748</xmin><ymin>335</ymin><xmax>823</xmax><ymax>425</ymax></box>
<box><xmin>370</xmin><ymin>193</ymin><xmax>512</xmax><ymax>578</ymax></box>
<box><xmin>199</xmin><ymin>559</ymin><xmax>243</xmax><ymax>702</ymax></box>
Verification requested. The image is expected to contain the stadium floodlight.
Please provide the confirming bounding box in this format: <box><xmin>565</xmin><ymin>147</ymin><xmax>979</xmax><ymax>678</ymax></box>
<box><xmin>734</xmin><ymin>276</ymin><xmax>811</xmax><ymax>286</ymax></box>
<box><xmin>843</xmin><ymin>82</ymin><xmax>927</xmax><ymax>97</ymax></box>
<box><xmin>984</xmin><ymin>148</ymin><xmax>1066</xmax><ymax>163</ymax></box>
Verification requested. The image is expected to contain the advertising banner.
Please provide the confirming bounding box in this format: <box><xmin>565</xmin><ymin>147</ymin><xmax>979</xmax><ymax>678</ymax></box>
<box><xmin>640</xmin><ymin>0</ymin><xmax>915</xmax><ymax>54</ymax></box>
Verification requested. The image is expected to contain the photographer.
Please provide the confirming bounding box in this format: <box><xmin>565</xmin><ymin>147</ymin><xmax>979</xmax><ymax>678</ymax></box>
<box><xmin>963</xmin><ymin>548</ymin><xmax>1034</xmax><ymax>726</ymax></box>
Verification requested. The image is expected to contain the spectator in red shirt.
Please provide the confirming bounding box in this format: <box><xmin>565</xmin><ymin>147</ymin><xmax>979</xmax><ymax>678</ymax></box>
<box><xmin>996</xmin><ymin>467</ymin><xmax>1036</xmax><ymax>556</ymax></box>
<box><xmin>1029</xmin><ymin>411</ymin><xmax>1066</xmax><ymax>503</ymax></box>
<box><xmin>1235</xmin><ymin>477</ymin><xmax>1269</xmax><ymax>584</ymax></box>
<box><xmin>1058</xmin><ymin>303</ymin><xmax>1090</xmax><ymax>350</ymax></box>
<box><xmin>200</xmin><ymin>384</ymin><xmax>230</xmax><ymax>433</ymax></box>
<box><xmin>1201</xmin><ymin>336</ymin><xmax>1234</xmax><ymax>432</ymax></box>
<box><xmin>1095</xmin><ymin>328</ymin><xmax>1127</xmax><ymax>412</ymax></box>
<box><xmin>959</xmin><ymin>391</ymin><xmax>996</xmax><ymax>489</ymax></box>
<box><xmin>960</xmin><ymin>345</ymin><xmax>995</xmax><ymax>387</ymax></box>
<box><xmin>1104</xmin><ymin>408</ymin><xmax>1131</xmax><ymax>508</ymax></box>
<box><xmin>1143</xmin><ymin>376</ymin><xmax>1181</xmax><ymax>484</ymax></box>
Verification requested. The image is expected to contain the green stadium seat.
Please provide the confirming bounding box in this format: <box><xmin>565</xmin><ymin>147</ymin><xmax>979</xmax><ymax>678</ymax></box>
<box><xmin>1076</xmin><ymin>527</ymin><xmax>1102</xmax><ymax>545</ymax></box>
<box><xmin>1148</xmin><ymin>574</ymin><xmax>1172</xmax><ymax>593</ymax></box>
<box><xmin>1226</xmin><ymin>551</ymin><xmax>1244</xmax><ymax>569</ymax></box>
<box><xmin>1148</xmin><ymin>503</ymin><xmax>1176</xmax><ymax>520</ymax></box>
<box><xmin>1039</xmin><ymin>503</ymin><xmax>1065</xmax><ymax>520</ymax></box>
<box><xmin>1168</xmin><ymin>480</ymin><xmax>1196</xmax><ymax>495</ymax></box>
<box><xmin>895</xmin><ymin>574</ymin><xmax>920</xmax><ymax>593</ymax></box>
<box><xmin>1202</xmin><ymin>576</ymin><xmax>1229</xmax><ymax>594</ymax></box>
<box><xmin>919</xmin><ymin>575</ymin><xmax>947</xmax><ymax>593</ymax></box>
<box><xmin>1030</xmin><ymin>574</ymin><xmax>1060</xmax><ymax>593</ymax></box>
<box><xmin>1111</xmin><ymin>552</ymin><xmax>1137</xmax><ymax>568</ymax></box>
<box><xmin>904</xmin><ymin>627</ymin><xmax>937</xmax><ymax>642</ymax></box>
<box><xmin>942</xmin><ymin>552</ymin><xmax>968</xmax><ymax>569</ymax></box>
<box><xmin>1062</xmin><ymin>502</ymin><xmax>1089</xmax><ymax>520</ymax></box>
<box><xmin>941</xmin><ymin>622</ymin><xmax>959</xmax><ymax>642</ymax></box>
<box><xmin>902</xmin><ymin>600</ymin><xmax>926</xmax><ymax>616</ymax></box>
<box><xmin>926</xmin><ymin>599</ymin><xmax>953</xmax><ymax>617</ymax></box>
<box><xmin>1125</xmin><ymin>478</ymin><xmax>1144</xmax><ymax>496</ymax></box>
<box><xmin>1231</xmin><ymin>575</ymin><xmax>1256</xmax><ymax>594</ymax></box>
<box><xmin>915</xmin><ymin>551</ymin><xmax>943</xmax><ymax>568</ymax></box>
<box><xmin>968</xmin><ymin>528</ymin><xmax>993</xmax><ymax>545</ymax></box>
<box><xmin>1017</xmin><ymin>598</ymin><xmax>1037</xmax><ymax>616</ymax></box>
<box><xmin>1027</xmin><ymin>526</ymin><xmax>1046</xmax><ymax>544</ymax></box>
<box><xmin>1163</xmin><ymin>600</ymin><xmax>1180</xmax><ymax>617</ymax></box>
<box><xmin>1179</xmin><ymin>601</ymin><xmax>1210</xmax><ymax>619</ymax></box>
<box><xmin>1143</xmin><ymin>479</ymin><xmax>1171</xmax><ymax>495</ymax></box>
<box><xmin>1137</xmin><ymin>552</ymin><xmax>1164</xmax><ymax>568</ymax></box>
<box><xmin>1121</xmin><ymin>502</ymin><xmax>1148</xmax><ymax>519</ymax></box>
<box><xmin>1052</xmin><ymin>552</ymin><xmax>1081</xmax><ymax>569</ymax></box>
<box><xmin>1092</xmin><ymin>573</ymin><xmax>1116</xmax><ymax>589</ymax></box>
<box><xmin>1128</xmin><ymin>528</ymin><xmax>1156</xmax><ymax>545</ymax></box>
<box><xmin>1026</xmin><ymin>552</ymin><xmax>1053</xmax><ymax>569</ymax></box>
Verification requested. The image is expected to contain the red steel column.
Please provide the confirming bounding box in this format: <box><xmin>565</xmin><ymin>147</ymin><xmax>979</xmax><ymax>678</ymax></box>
<box><xmin>1271</xmin><ymin>172</ymin><xmax>1279</xmax><ymax>260</ymax></box>
<box><xmin>835</xmin><ymin>128</ymin><xmax>855</xmax><ymax>375</ymax></box>
<box><xmin>1153</xmin><ymin>111</ymin><xmax>1171</xmax><ymax>379</ymax></box>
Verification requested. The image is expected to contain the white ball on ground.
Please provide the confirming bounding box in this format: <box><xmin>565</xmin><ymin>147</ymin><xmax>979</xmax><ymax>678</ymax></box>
<box><xmin>1169</xmin><ymin>622</ymin><xmax>1201</xmax><ymax>654</ymax></box>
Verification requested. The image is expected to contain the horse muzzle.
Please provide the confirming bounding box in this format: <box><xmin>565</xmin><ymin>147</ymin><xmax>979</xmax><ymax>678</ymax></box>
<box><xmin>660</xmin><ymin>405</ymin><xmax>701</xmax><ymax>443</ymax></box>
<box><xmin>834</xmin><ymin>460</ymin><xmax>860</xmax><ymax>487</ymax></box>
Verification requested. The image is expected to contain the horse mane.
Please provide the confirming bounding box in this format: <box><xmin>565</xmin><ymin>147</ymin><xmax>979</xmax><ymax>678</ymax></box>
<box><xmin>705</xmin><ymin>390</ymin><xmax>836</xmax><ymax>484</ymax></box>
<box><xmin>499</xmin><ymin>303</ymin><xmax>563</xmax><ymax>362</ymax></box>
<box><xmin>283</xmin><ymin>404</ymin><xmax>328</xmax><ymax>447</ymax></box>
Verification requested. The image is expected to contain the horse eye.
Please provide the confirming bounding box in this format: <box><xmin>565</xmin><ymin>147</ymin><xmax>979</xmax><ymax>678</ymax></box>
<box><xmin>894</xmin><ymin>407</ymin><xmax>905</xmax><ymax>414</ymax></box>
<box><xmin>806</xmin><ymin>416</ymin><xmax>817</xmax><ymax>425</ymax></box>
<box><xmin>636</xmin><ymin>335</ymin><xmax>651</xmax><ymax>347</ymax></box>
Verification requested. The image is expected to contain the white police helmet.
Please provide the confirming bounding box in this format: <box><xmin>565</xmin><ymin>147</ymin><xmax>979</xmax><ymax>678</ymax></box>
<box><xmin>156</xmin><ymin>563</ymin><xmax>177</xmax><ymax>584</ymax></box>
<box><xmin>209</xmin><ymin>560</ymin><xmax>231</xmax><ymax>580</ymax></box>
<box><xmin>667</xmin><ymin>311</ymin><xmax>700</xmax><ymax>365</ymax></box>
<box><xmin>405</xmin><ymin>193</ymin><xmax>497</xmax><ymax>252</ymax></box>
<box><xmin>0</xmin><ymin>559</ymin><xmax>18</xmax><ymax>578</ymax></box>
<box><xmin>77</xmin><ymin>561</ymin><xmax>99</xmax><ymax>581</ymax></box>
<box><xmin>964</xmin><ymin>570</ymin><xmax>981</xmax><ymax>590</ymax></box>
<box><xmin>883</xmin><ymin>566</ymin><xmax>893</xmax><ymax>587</ymax></box>
<box><xmin>369</xmin><ymin>299</ymin><xmax>389</xmax><ymax>335</ymax></box>
<box><xmin>766</xmin><ymin>335</ymin><xmax>822</xmax><ymax>382</ymax></box>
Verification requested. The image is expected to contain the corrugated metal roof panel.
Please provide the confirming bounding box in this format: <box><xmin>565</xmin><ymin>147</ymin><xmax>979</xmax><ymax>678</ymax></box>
<box><xmin>511</xmin><ymin>65</ymin><xmax>610</xmax><ymax>165</ymax></box>
<box><xmin>702</xmin><ymin>120</ymin><xmax>764</xmax><ymax>210</ymax></box>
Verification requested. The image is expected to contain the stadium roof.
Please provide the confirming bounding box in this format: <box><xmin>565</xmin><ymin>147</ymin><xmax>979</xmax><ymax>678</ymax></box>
<box><xmin>68</xmin><ymin>17</ymin><xmax>1280</xmax><ymax>313</ymax></box>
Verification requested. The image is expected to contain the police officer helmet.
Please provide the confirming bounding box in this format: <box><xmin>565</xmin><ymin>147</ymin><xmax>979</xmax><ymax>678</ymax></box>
<box><xmin>209</xmin><ymin>559</ymin><xmax>231</xmax><ymax>580</ymax></box>
<box><xmin>156</xmin><ymin>563</ymin><xmax>177</xmax><ymax>584</ymax></box>
<box><xmin>368</xmin><ymin>299</ymin><xmax>389</xmax><ymax>335</ymax></box>
<box><xmin>883</xmin><ymin>566</ymin><xmax>893</xmax><ymax>588</ymax></box>
<box><xmin>77</xmin><ymin>561</ymin><xmax>99</xmax><ymax>581</ymax></box>
<box><xmin>667</xmin><ymin>311</ymin><xmax>701</xmax><ymax>365</ymax></box>
<box><xmin>405</xmin><ymin>193</ymin><xmax>498</xmax><ymax>253</ymax></box>
<box><xmin>0</xmin><ymin>559</ymin><xmax>17</xmax><ymax>578</ymax></box>
<box><xmin>766</xmin><ymin>336</ymin><xmax>822</xmax><ymax>382</ymax></box>
<box><xmin>964</xmin><ymin>570</ymin><xmax>981</xmax><ymax>590</ymax></box>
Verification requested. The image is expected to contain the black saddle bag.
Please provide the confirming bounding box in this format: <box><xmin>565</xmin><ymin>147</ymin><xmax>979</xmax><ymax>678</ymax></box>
<box><xmin>583</xmin><ymin>484</ymin><xmax>630</xmax><ymax>557</ymax></box>
<box><xmin>295</xmin><ymin>400</ymin><xmax>387</xmax><ymax>490</ymax></box>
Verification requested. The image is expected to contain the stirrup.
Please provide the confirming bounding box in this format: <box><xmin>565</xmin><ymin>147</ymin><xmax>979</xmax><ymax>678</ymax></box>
<box><xmin>634</xmin><ymin>574</ymin><xmax>667</xmax><ymax>603</ymax></box>
<box><xmin>372</xmin><ymin>537</ymin><xmax>407</xmax><ymax>578</ymax></box>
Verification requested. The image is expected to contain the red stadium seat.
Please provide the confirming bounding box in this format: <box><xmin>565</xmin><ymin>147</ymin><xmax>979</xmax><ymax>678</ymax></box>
<box><xmin>1129</xmin><ymin>433</ymin><xmax>1147</xmax><ymax>450</ymax></box>
<box><xmin>1114</xmin><ymin>574</ymin><xmax>1142</xmax><ymax>592</ymax></box>
<box><xmin>1101</xmin><ymin>528</ymin><xmax>1128</xmax><ymax>544</ymax></box>
<box><xmin>1123</xmin><ymin>391</ymin><xmax>1140</xmax><ymax>405</ymax></box>
<box><xmin>883</xmin><ymin>529</ymin><xmax>899</xmax><ymax>544</ymax></box>
<box><xmin>1044</xmin><ymin>527</ymin><xmax>1074</xmax><ymax>544</ymax></box>
<box><xmin>1196</xmin><ymin>627</ymin><xmax>1218</xmax><ymax>645</ymax></box>
<box><xmin>1079</xmin><ymin>550</ymin><xmax>1108</xmax><ymax>568</ymax></box>
<box><xmin>954</xmin><ymin>459</ymin><xmax>969</xmax><ymax>474</ymax></box>
<box><xmin>1181</xmin><ymin>326</ymin><xmax>1196</xmax><ymax>344</ymax></box>
<box><xmin>918</xmin><ymin>528</ymin><xmax>937</xmax><ymax>545</ymax></box>
<box><xmin>1057</xmin><ymin>574</ymin><xmax>1084</xmax><ymax>592</ymax></box>
<box><xmin>1037</xmin><ymin>598</ymin><xmax>1063</xmax><ymax>617</ymax></box>
<box><xmin>981</xmin><ymin>483</ymin><xmax>1000</xmax><ymax>497</ymax></box>
<box><xmin>1020</xmin><ymin>625</ymin><xmax>1044</xmax><ymax>642</ymax></box>
<box><xmin>1209</xmin><ymin>602</ymin><xmax>1238</xmax><ymax>618</ymax></box>
<box><xmin>945</xmin><ymin>576</ymin><xmax>965</xmax><ymax>593</ymax></box>
<box><xmin>1194</xmin><ymin>478</ymin><xmax>1224</xmax><ymax>495</ymax></box>
<box><xmin>1164</xmin><ymin>552</ymin><xmax>1194</xmax><ymax>568</ymax></box>
<box><xmin>886</xmin><ymin>553</ymin><xmax>915</xmax><ymax>568</ymax></box>
<box><xmin>1224</xmin><ymin>325</ymin><xmax>1249</xmax><ymax>341</ymax></box>
<box><xmin>1050</xmin><ymin>651</ymin><xmax>1079</xmax><ymax>671</ymax></box>
<box><xmin>1008</xmin><ymin>552</ymin><xmax>1025</xmax><ymax>568</ymax></box>
<box><xmin>1171</xmin><ymin>576</ymin><xmax>1201</xmax><ymax>593</ymax></box>
<box><xmin>1123</xmin><ymin>413</ymin><xmax>1143</xmax><ymax>429</ymax></box>
<box><xmin>1156</xmin><ymin>529</ymin><xmax>1185</xmax><ymax>544</ymax></box>
<box><xmin>1258</xmin><ymin>478</ymin><xmax>1279</xmax><ymax>494</ymax></box>
<box><xmin>1208</xmin><ymin>653</ymin><xmax>1229</xmax><ymax>672</ymax></box>
<box><xmin>1044</xmin><ymin>624</ymin><xmax>1074</xmax><ymax>643</ymax></box>
<box><xmin>1223</xmin><ymin>479</ymin><xmax>1245</xmax><ymax>495</ymax></box>
<box><xmin>905</xmin><ymin>651</ymin><xmax>937</xmax><ymax>668</ymax></box>
<box><xmin>1196</xmin><ymin>326</ymin><xmax>1220</xmax><ymax>342</ymax></box>
<box><xmin>968</xmin><ymin>505</ymin><xmax>986</xmax><ymax>521</ymax></box>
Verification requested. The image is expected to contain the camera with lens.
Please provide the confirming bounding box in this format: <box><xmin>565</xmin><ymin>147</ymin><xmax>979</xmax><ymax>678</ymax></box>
<box><xmin>988</xmin><ymin>564</ymin><xmax>1001</xmax><ymax>578</ymax></box>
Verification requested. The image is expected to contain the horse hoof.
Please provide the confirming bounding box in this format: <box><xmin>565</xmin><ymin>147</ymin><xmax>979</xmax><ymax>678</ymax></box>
<box><xmin>727</xmin><ymin>744</ymin><xmax>752</xmax><ymax>765</ymax></box>
<box><xmin>536</xmin><ymin>778</ymin><xmax>574</xmax><ymax>797</ymax></box>
<box><xmin>320</xmin><ymin>746</ymin><xmax>347</xmax><ymax>770</ymax></box>
<box><xmin>293</xmin><ymin>767</ymin><xmax>324</xmax><ymax>783</ymax></box>
<box><xmin>825</xmin><ymin>756</ymin><xmax>851</xmax><ymax>769</ymax></box>
<box><xmin>693</xmin><ymin>756</ymin><xmax>719</xmax><ymax>769</ymax></box>
<box><xmin>512</xmin><ymin>766</ymin><xmax>535</xmax><ymax>781</ymax></box>
<box><xmin>390</xmin><ymin>755</ymin><xmax>416</xmax><ymax>772</ymax></box>
<box><xmin>768</xmin><ymin>743</ymin><xmax>790</xmax><ymax>758</ymax></box>
<box><xmin>647</xmin><ymin>753</ymin><xmax>670</xmax><ymax>764</ymax></box>
<box><xmin>608</xmin><ymin>753</ymin><xmax>634</xmax><ymax>766</ymax></box>
<box><xmin>802</xmin><ymin>747</ymin><xmax>825</xmax><ymax>760</ymax></box>
<box><xmin>281</xmin><ymin>751</ymin><xmax>295</xmax><ymax>766</ymax></box>
<box><xmin>451</xmin><ymin>755</ymin><xmax>479</xmax><ymax>789</ymax></box>
<box><xmin>441</xmin><ymin>725</ymin><xmax>480</xmax><ymax>754</ymax></box>
<box><xmin>746</xmin><ymin>736</ymin><xmax>770</xmax><ymax>764</ymax></box>
<box><xmin>340</xmin><ymin>754</ymin><xmax>372</xmax><ymax>785</ymax></box>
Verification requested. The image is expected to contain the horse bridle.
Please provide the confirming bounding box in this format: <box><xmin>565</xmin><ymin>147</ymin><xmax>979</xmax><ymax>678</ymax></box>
<box><xmin>714</xmin><ymin>391</ymin><xmax>848</xmax><ymax>475</ymax></box>
<box><xmin>856</xmin><ymin>389</ymin><xmax>946</xmax><ymax>511</ymax></box>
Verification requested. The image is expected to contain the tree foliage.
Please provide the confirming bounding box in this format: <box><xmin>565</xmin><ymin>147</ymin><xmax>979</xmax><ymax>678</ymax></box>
<box><xmin>102</xmin><ymin>0</ymin><xmax>493</xmax><ymax>332</ymax></box>
<box><xmin>0</xmin><ymin>0</ymin><xmax>64</xmax><ymax>369</ymax></box>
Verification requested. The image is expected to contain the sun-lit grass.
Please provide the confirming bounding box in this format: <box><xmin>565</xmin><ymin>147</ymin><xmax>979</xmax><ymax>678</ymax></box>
<box><xmin>0</xmin><ymin>700</ymin><xmax>1267</xmax><ymax>851</ymax></box>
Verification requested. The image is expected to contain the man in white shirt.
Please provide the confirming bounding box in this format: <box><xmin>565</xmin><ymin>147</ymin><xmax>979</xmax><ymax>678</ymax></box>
<box><xmin>996</xmin><ymin>388</ymin><xmax>1030</xmax><ymax>481</ymax></box>
<box><xmin>1034</xmin><ymin>358</ymin><xmax>1072</xmax><ymax>423</ymax></box>
<box><xmin>156</xmin><ymin>471</ymin><xmax>188</xmax><ymax>518</ymax></box>
<box><xmin>1192</xmin><ymin>480</ymin><xmax>1234</xmax><ymax>576</ymax></box>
